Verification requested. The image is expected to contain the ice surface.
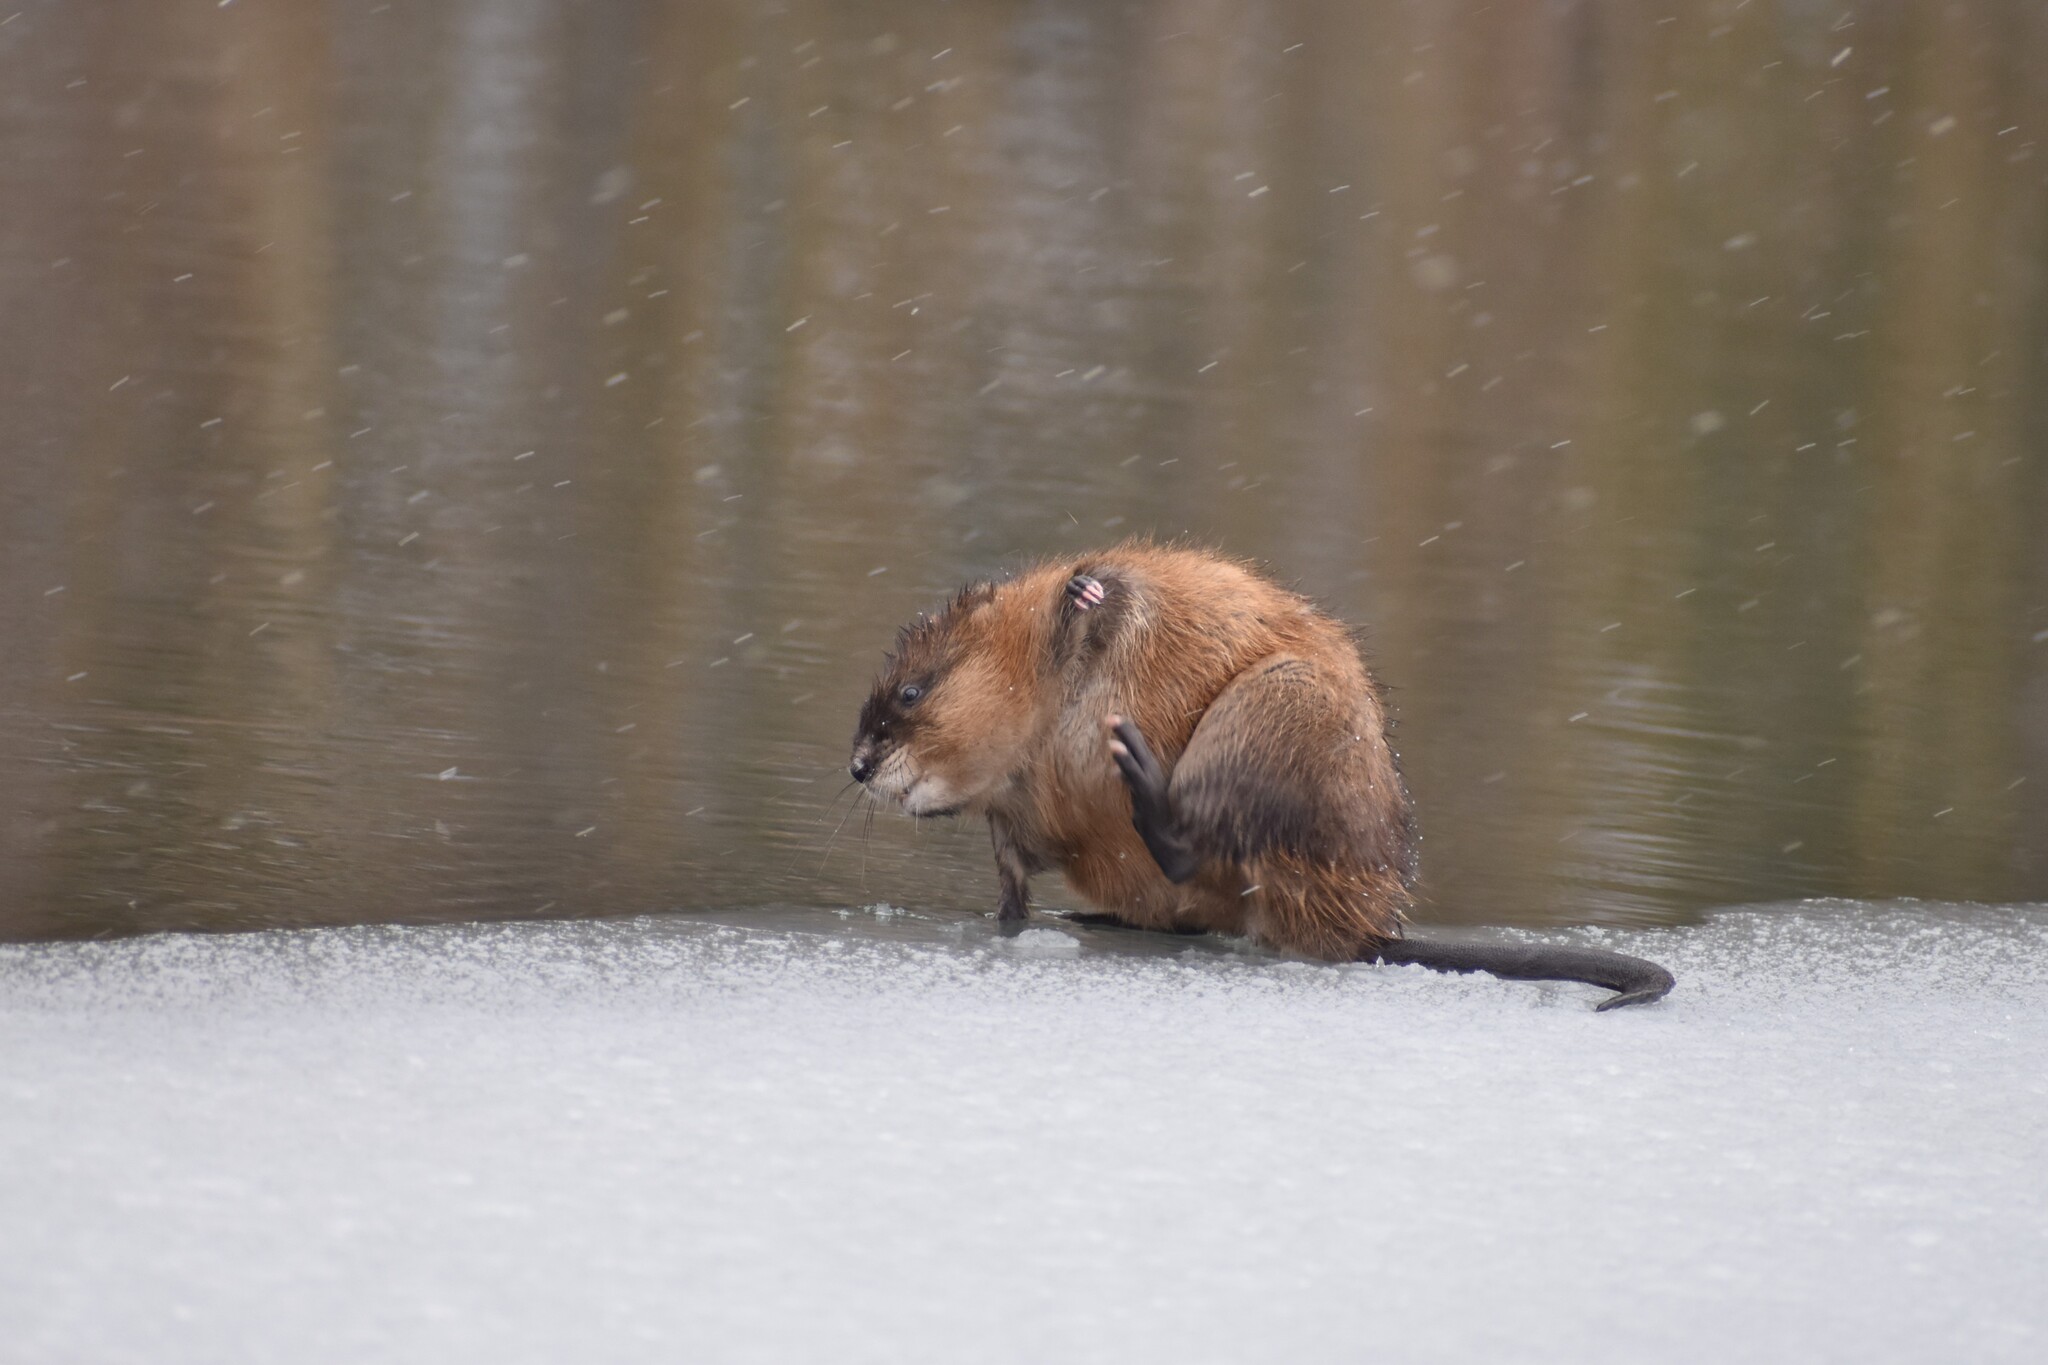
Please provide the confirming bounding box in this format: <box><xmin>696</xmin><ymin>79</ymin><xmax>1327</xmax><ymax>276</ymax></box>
<box><xmin>4</xmin><ymin>902</ymin><xmax>2045</xmax><ymax>1364</ymax></box>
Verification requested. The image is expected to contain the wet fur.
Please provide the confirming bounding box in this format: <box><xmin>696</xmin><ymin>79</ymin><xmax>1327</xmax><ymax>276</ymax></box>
<box><xmin>850</xmin><ymin>542</ymin><xmax>1674</xmax><ymax>1007</ymax></box>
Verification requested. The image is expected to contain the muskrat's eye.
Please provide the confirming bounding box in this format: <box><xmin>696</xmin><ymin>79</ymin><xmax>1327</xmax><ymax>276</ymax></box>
<box><xmin>898</xmin><ymin>683</ymin><xmax>924</xmax><ymax>707</ymax></box>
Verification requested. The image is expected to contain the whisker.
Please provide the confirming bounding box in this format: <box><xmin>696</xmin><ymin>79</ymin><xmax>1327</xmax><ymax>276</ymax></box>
<box><xmin>860</xmin><ymin>799</ymin><xmax>876</xmax><ymax>887</ymax></box>
<box><xmin>815</xmin><ymin>782</ymin><xmax>865</xmax><ymax>872</ymax></box>
<box><xmin>785</xmin><ymin>779</ymin><xmax>861</xmax><ymax>873</ymax></box>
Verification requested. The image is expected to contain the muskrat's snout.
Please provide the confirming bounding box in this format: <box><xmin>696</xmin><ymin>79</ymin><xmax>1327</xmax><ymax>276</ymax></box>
<box><xmin>848</xmin><ymin>700</ymin><xmax>891</xmax><ymax>789</ymax></box>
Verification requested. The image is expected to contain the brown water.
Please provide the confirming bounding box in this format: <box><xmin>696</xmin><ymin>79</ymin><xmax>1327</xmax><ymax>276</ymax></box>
<box><xmin>4</xmin><ymin>1</ymin><xmax>2046</xmax><ymax>942</ymax></box>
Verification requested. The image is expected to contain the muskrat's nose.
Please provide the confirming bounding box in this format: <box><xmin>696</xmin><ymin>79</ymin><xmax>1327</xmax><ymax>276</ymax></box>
<box><xmin>850</xmin><ymin>755</ymin><xmax>876</xmax><ymax>783</ymax></box>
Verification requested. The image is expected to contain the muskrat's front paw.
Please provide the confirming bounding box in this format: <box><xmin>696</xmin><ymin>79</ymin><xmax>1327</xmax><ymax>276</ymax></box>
<box><xmin>1105</xmin><ymin>715</ymin><xmax>1169</xmax><ymax>809</ymax></box>
<box><xmin>1065</xmin><ymin>574</ymin><xmax>1106</xmax><ymax>611</ymax></box>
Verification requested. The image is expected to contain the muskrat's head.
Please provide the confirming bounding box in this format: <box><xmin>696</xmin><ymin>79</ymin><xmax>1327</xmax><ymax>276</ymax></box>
<box><xmin>849</xmin><ymin>579</ymin><xmax>1040</xmax><ymax>817</ymax></box>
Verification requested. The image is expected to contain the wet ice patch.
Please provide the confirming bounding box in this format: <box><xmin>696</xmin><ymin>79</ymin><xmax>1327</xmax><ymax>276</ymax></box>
<box><xmin>836</xmin><ymin>900</ymin><xmax>906</xmax><ymax>919</ymax></box>
<box><xmin>1003</xmin><ymin>926</ymin><xmax>1082</xmax><ymax>956</ymax></box>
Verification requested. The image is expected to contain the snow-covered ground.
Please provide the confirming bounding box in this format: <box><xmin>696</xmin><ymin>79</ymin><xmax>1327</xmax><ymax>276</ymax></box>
<box><xmin>3</xmin><ymin>902</ymin><xmax>2044</xmax><ymax>1364</ymax></box>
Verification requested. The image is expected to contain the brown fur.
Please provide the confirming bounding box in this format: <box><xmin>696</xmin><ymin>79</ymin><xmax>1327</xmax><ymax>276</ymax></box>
<box><xmin>850</xmin><ymin>542</ymin><xmax>1417</xmax><ymax>961</ymax></box>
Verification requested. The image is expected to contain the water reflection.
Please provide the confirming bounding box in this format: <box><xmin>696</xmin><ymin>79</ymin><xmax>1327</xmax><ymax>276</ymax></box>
<box><xmin>4</xmin><ymin>1</ymin><xmax>2045</xmax><ymax>940</ymax></box>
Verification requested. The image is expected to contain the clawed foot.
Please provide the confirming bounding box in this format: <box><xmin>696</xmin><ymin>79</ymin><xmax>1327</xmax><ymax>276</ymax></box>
<box><xmin>1105</xmin><ymin>715</ymin><xmax>1198</xmax><ymax>883</ymax></box>
<box><xmin>996</xmin><ymin>871</ymin><xmax>1030</xmax><ymax>933</ymax></box>
<box><xmin>1106</xmin><ymin>715</ymin><xmax>1169</xmax><ymax>812</ymax></box>
<box><xmin>1065</xmin><ymin>573</ymin><xmax>1106</xmax><ymax>611</ymax></box>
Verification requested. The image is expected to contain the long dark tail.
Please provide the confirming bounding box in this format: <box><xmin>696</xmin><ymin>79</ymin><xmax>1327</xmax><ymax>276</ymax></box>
<box><xmin>1369</xmin><ymin>935</ymin><xmax>1675</xmax><ymax>1012</ymax></box>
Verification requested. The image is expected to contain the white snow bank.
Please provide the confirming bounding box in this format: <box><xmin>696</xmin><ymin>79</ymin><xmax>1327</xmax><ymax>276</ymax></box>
<box><xmin>3</xmin><ymin>902</ymin><xmax>2045</xmax><ymax>1365</ymax></box>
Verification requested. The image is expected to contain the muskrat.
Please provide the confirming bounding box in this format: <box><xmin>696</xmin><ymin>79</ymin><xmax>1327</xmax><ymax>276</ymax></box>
<box><xmin>848</xmin><ymin>542</ymin><xmax>1674</xmax><ymax>1010</ymax></box>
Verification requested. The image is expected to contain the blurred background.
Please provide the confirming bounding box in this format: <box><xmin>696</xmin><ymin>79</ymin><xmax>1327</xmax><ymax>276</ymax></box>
<box><xmin>3</xmin><ymin>0</ymin><xmax>2046</xmax><ymax>941</ymax></box>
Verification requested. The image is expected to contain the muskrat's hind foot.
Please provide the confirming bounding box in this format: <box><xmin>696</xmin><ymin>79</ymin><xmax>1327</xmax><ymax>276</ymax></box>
<box><xmin>1106</xmin><ymin>716</ymin><xmax>1199</xmax><ymax>883</ymax></box>
<box><xmin>1058</xmin><ymin>910</ymin><xmax>1209</xmax><ymax>935</ymax></box>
